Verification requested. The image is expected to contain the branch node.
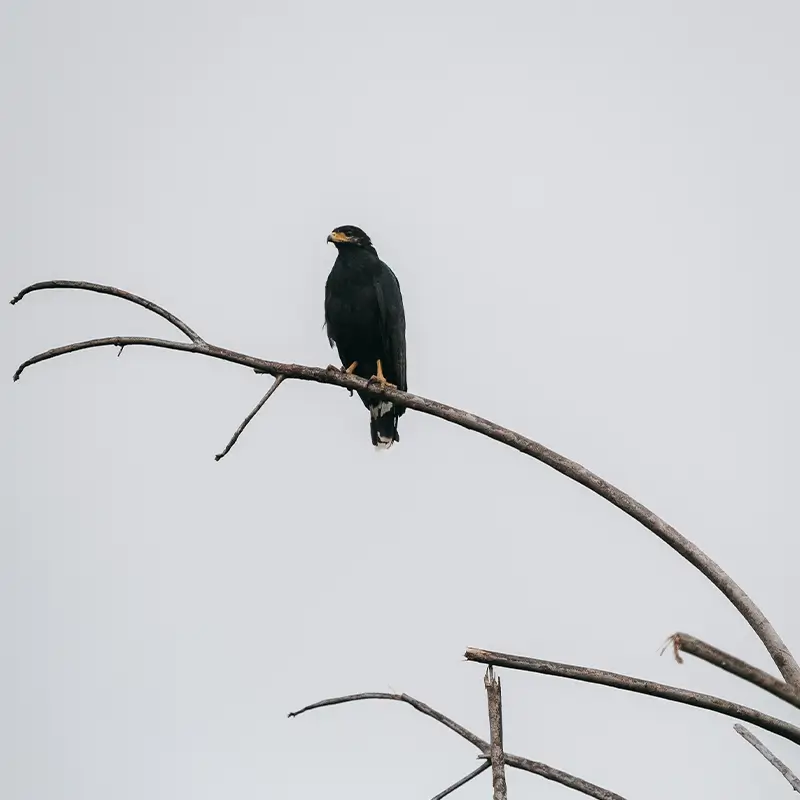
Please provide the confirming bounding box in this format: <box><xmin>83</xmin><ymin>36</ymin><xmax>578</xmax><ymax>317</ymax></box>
<box><xmin>288</xmin><ymin>690</ymin><xmax>626</xmax><ymax>799</ymax></box>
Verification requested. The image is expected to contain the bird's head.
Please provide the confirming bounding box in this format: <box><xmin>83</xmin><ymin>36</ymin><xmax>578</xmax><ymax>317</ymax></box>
<box><xmin>327</xmin><ymin>225</ymin><xmax>373</xmax><ymax>249</ymax></box>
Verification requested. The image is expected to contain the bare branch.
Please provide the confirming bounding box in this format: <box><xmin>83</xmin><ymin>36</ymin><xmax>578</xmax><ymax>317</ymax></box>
<box><xmin>10</xmin><ymin>280</ymin><xmax>205</xmax><ymax>344</ymax></box>
<box><xmin>666</xmin><ymin>633</ymin><xmax>800</xmax><ymax>710</ymax></box>
<box><xmin>214</xmin><ymin>376</ymin><xmax>285</xmax><ymax>461</ymax></box>
<box><xmin>288</xmin><ymin>692</ymin><xmax>486</xmax><ymax>750</ymax></box>
<box><xmin>12</xmin><ymin>280</ymin><xmax>800</xmax><ymax>689</ymax></box>
<box><xmin>502</xmin><ymin>755</ymin><xmax>625</xmax><ymax>800</ymax></box>
<box><xmin>485</xmin><ymin>667</ymin><xmax>508</xmax><ymax>800</ymax></box>
<box><xmin>734</xmin><ymin>724</ymin><xmax>800</xmax><ymax>792</ymax></box>
<box><xmin>430</xmin><ymin>763</ymin><xmax>490</xmax><ymax>800</ymax></box>
<box><xmin>13</xmin><ymin>337</ymin><xmax>199</xmax><ymax>381</ymax></box>
<box><xmin>288</xmin><ymin>692</ymin><xmax>628</xmax><ymax>800</ymax></box>
<box><xmin>465</xmin><ymin>648</ymin><xmax>800</xmax><ymax>747</ymax></box>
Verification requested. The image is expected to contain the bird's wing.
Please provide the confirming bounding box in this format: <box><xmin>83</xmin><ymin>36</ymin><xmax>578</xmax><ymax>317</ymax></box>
<box><xmin>374</xmin><ymin>263</ymin><xmax>407</xmax><ymax>392</ymax></box>
<box><xmin>323</xmin><ymin>276</ymin><xmax>335</xmax><ymax>347</ymax></box>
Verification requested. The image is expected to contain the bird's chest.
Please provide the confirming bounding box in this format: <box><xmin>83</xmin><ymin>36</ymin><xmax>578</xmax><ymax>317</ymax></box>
<box><xmin>326</xmin><ymin>266</ymin><xmax>380</xmax><ymax>329</ymax></box>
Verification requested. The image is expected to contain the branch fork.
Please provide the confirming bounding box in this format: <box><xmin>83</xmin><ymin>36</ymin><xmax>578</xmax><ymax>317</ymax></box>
<box><xmin>289</xmin><ymin>690</ymin><xmax>627</xmax><ymax>800</ymax></box>
<box><xmin>13</xmin><ymin>278</ymin><xmax>800</xmax><ymax>795</ymax></box>
<box><xmin>11</xmin><ymin>279</ymin><xmax>799</xmax><ymax>691</ymax></box>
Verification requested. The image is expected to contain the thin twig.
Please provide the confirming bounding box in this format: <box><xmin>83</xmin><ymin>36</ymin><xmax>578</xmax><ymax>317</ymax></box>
<box><xmin>430</xmin><ymin>763</ymin><xmax>490</xmax><ymax>800</ymax></box>
<box><xmin>734</xmin><ymin>724</ymin><xmax>800</xmax><ymax>792</ymax></box>
<box><xmin>288</xmin><ymin>692</ymin><xmax>627</xmax><ymax>800</ymax></box>
<box><xmin>465</xmin><ymin>647</ymin><xmax>800</xmax><ymax>747</ymax></box>
<box><xmin>10</xmin><ymin>280</ymin><xmax>205</xmax><ymax>344</ymax></box>
<box><xmin>214</xmin><ymin>376</ymin><xmax>285</xmax><ymax>461</ymax></box>
<box><xmin>666</xmin><ymin>633</ymin><xmax>800</xmax><ymax>709</ymax></box>
<box><xmin>288</xmin><ymin>692</ymin><xmax>485</xmax><ymax>750</ymax></box>
<box><xmin>485</xmin><ymin>667</ymin><xmax>508</xmax><ymax>800</ymax></box>
<box><xmin>12</xmin><ymin>279</ymin><xmax>800</xmax><ymax>690</ymax></box>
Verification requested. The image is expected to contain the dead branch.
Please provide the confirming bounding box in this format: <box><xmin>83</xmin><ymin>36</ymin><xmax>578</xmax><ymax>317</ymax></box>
<box><xmin>430</xmin><ymin>763</ymin><xmax>490</xmax><ymax>800</ymax></box>
<box><xmin>11</xmin><ymin>279</ymin><xmax>800</xmax><ymax>690</ymax></box>
<box><xmin>215</xmin><ymin>376</ymin><xmax>285</xmax><ymax>461</ymax></box>
<box><xmin>288</xmin><ymin>691</ymin><xmax>627</xmax><ymax>800</ymax></box>
<box><xmin>288</xmin><ymin>692</ymin><xmax>485</xmax><ymax>750</ymax></box>
<box><xmin>465</xmin><ymin>648</ymin><xmax>800</xmax><ymax>747</ymax></box>
<box><xmin>665</xmin><ymin>633</ymin><xmax>800</xmax><ymax>710</ymax></box>
<box><xmin>734</xmin><ymin>724</ymin><xmax>800</xmax><ymax>793</ymax></box>
<box><xmin>504</xmin><ymin>755</ymin><xmax>625</xmax><ymax>799</ymax></box>
<box><xmin>484</xmin><ymin>667</ymin><xmax>508</xmax><ymax>800</ymax></box>
<box><xmin>10</xmin><ymin>280</ymin><xmax>206</xmax><ymax>344</ymax></box>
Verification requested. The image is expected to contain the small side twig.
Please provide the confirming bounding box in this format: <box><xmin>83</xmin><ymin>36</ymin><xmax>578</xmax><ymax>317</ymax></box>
<box><xmin>734</xmin><ymin>724</ymin><xmax>800</xmax><ymax>792</ymax></box>
<box><xmin>215</xmin><ymin>376</ymin><xmax>285</xmax><ymax>461</ymax></box>
<box><xmin>289</xmin><ymin>691</ymin><xmax>627</xmax><ymax>800</ymax></box>
<box><xmin>665</xmin><ymin>633</ymin><xmax>800</xmax><ymax>710</ymax></box>
<box><xmin>430</xmin><ymin>763</ymin><xmax>490</xmax><ymax>800</ymax></box>
<box><xmin>465</xmin><ymin>647</ymin><xmax>800</xmax><ymax>747</ymax></box>
<box><xmin>485</xmin><ymin>667</ymin><xmax>508</xmax><ymax>800</ymax></box>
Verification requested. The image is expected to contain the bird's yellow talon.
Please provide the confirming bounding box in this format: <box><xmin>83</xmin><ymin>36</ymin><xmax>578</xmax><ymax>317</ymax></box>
<box><xmin>368</xmin><ymin>359</ymin><xmax>396</xmax><ymax>388</ymax></box>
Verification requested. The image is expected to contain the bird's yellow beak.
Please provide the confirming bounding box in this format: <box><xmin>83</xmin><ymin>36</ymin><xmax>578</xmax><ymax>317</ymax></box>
<box><xmin>327</xmin><ymin>231</ymin><xmax>353</xmax><ymax>244</ymax></box>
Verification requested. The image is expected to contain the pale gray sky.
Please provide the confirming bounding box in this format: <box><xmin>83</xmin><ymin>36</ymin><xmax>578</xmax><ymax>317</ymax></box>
<box><xmin>3</xmin><ymin>1</ymin><xmax>800</xmax><ymax>798</ymax></box>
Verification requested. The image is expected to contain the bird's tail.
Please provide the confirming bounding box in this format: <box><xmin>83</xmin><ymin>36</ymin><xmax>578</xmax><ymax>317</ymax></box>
<box><xmin>370</xmin><ymin>400</ymin><xmax>400</xmax><ymax>449</ymax></box>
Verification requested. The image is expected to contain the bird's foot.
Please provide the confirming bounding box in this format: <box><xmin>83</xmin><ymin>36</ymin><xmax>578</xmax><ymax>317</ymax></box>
<box><xmin>367</xmin><ymin>359</ymin><xmax>396</xmax><ymax>389</ymax></box>
<box><xmin>327</xmin><ymin>361</ymin><xmax>359</xmax><ymax>374</ymax></box>
<box><xmin>367</xmin><ymin>375</ymin><xmax>396</xmax><ymax>389</ymax></box>
<box><xmin>327</xmin><ymin>362</ymin><xmax>357</xmax><ymax>395</ymax></box>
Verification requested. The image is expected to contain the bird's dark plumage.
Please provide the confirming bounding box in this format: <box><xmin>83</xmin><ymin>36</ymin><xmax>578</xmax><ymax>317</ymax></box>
<box><xmin>324</xmin><ymin>225</ymin><xmax>407</xmax><ymax>447</ymax></box>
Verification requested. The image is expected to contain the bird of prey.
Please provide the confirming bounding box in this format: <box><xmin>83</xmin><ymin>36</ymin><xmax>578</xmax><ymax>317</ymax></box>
<box><xmin>324</xmin><ymin>225</ymin><xmax>407</xmax><ymax>448</ymax></box>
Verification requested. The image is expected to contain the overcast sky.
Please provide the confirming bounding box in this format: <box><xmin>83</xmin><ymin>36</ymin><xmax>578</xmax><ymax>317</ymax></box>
<box><xmin>3</xmin><ymin>1</ymin><xmax>800</xmax><ymax>798</ymax></box>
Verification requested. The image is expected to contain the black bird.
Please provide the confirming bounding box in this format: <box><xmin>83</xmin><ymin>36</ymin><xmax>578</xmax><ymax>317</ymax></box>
<box><xmin>324</xmin><ymin>225</ymin><xmax>407</xmax><ymax>447</ymax></box>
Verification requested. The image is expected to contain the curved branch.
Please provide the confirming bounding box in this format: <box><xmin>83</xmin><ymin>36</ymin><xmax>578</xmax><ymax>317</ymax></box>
<box><xmin>465</xmin><ymin>648</ymin><xmax>800</xmax><ymax>748</ymax></box>
<box><xmin>288</xmin><ymin>692</ymin><xmax>485</xmax><ymax>750</ymax></box>
<box><xmin>11</xmin><ymin>280</ymin><xmax>800</xmax><ymax>690</ymax></box>
<box><xmin>289</xmin><ymin>692</ymin><xmax>627</xmax><ymax>800</ymax></box>
<box><xmin>10</xmin><ymin>280</ymin><xmax>205</xmax><ymax>344</ymax></box>
<box><xmin>666</xmin><ymin>633</ymin><xmax>800</xmax><ymax>710</ymax></box>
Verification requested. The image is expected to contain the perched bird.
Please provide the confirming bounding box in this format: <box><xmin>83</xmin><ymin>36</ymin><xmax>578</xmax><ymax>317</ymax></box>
<box><xmin>324</xmin><ymin>225</ymin><xmax>407</xmax><ymax>447</ymax></box>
